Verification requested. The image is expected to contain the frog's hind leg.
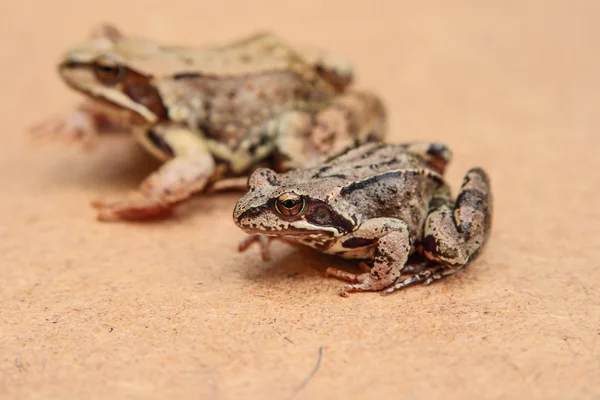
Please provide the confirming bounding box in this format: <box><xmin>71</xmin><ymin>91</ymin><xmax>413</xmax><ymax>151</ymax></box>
<box><xmin>422</xmin><ymin>168</ymin><xmax>492</xmax><ymax>279</ymax></box>
<box><xmin>312</xmin><ymin>90</ymin><xmax>387</xmax><ymax>157</ymax></box>
<box><xmin>272</xmin><ymin>91</ymin><xmax>387</xmax><ymax>171</ymax></box>
<box><xmin>380</xmin><ymin>168</ymin><xmax>492</xmax><ymax>295</ymax></box>
<box><xmin>91</xmin><ymin>125</ymin><xmax>216</xmax><ymax>221</ymax></box>
<box><xmin>297</xmin><ymin>44</ymin><xmax>354</xmax><ymax>93</ymax></box>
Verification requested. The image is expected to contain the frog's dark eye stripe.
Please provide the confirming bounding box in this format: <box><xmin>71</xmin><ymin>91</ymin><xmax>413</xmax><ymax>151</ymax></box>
<box><xmin>93</xmin><ymin>56</ymin><xmax>126</xmax><ymax>85</ymax></box>
<box><xmin>275</xmin><ymin>192</ymin><xmax>305</xmax><ymax>216</ymax></box>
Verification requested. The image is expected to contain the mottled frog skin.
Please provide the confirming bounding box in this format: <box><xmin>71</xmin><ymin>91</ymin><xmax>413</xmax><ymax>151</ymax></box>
<box><xmin>233</xmin><ymin>142</ymin><xmax>493</xmax><ymax>296</ymax></box>
<box><xmin>32</xmin><ymin>24</ymin><xmax>386</xmax><ymax>222</ymax></box>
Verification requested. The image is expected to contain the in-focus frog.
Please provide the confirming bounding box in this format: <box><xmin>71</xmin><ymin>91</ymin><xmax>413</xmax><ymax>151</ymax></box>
<box><xmin>31</xmin><ymin>24</ymin><xmax>386</xmax><ymax>221</ymax></box>
<box><xmin>233</xmin><ymin>142</ymin><xmax>493</xmax><ymax>296</ymax></box>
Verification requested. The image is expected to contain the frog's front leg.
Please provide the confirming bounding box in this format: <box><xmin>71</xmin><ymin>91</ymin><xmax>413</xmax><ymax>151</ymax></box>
<box><xmin>238</xmin><ymin>234</ymin><xmax>277</xmax><ymax>261</ymax></box>
<box><xmin>324</xmin><ymin>218</ymin><xmax>411</xmax><ymax>297</ymax></box>
<box><xmin>273</xmin><ymin>91</ymin><xmax>387</xmax><ymax>171</ymax></box>
<box><xmin>91</xmin><ymin>125</ymin><xmax>215</xmax><ymax>221</ymax></box>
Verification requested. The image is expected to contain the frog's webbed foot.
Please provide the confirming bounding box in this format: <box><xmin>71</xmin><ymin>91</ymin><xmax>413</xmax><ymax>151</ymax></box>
<box><xmin>325</xmin><ymin>263</ymin><xmax>388</xmax><ymax>298</ymax></box>
<box><xmin>92</xmin><ymin>126</ymin><xmax>216</xmax><ymax>221</ymax></box>
<box><xmin>238</xmin><ymin>234</ymin><xmax>277</xmax><ymax>261</ymax></box>
<box><xmin>381</xmin><ymin>264</ymin><xmax>464</xmax><ymax>295</ymax></box>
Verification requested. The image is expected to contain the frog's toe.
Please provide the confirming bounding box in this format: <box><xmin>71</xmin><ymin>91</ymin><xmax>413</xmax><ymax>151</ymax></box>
<box><xmin>380</xmin><ymin>265</ymin><xmax>464</xmax><ymax>295</ymax></box>
<box><xmin>324</xmin><ymin>267</ymin><xmax>361</xmax><ymax>283</ymax></box>
<box><xmin>30</xmin><ymin>111</ymin><xmax>98</xmax><ymax>147</ymax></box>
<box><xmin>334</xmin><ymin>272</ymin><xmax>397</xmax><ymax>297</ymax></box>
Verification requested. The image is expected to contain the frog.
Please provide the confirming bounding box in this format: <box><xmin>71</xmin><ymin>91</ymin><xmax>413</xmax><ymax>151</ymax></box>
<box><xmin>31</xmin><ymin>23</ymin><xmax>387</xmax><ymax>221</ymax></box>
<box><xmin>233</xmin><ymin>142</ymin><xmax>493</xmax><ymax>296</ymax></box>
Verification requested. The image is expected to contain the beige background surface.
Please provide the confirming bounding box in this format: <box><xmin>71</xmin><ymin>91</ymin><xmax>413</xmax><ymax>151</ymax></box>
<box><xmin>1</xmin><ymin>1</ymin><xmax>599</xmax><ymax>399</ymax></box>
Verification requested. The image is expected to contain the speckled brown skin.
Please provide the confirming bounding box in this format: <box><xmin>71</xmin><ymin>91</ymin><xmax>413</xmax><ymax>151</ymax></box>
<box><xmin>32</xmin><ymin>24</ymin><xmax>386</xmax><ymax>222</ymax></box>
<box><xmin>233</xmin><ymin>142</ymin><xmax>493</xmax><ymax>296</ymax></box>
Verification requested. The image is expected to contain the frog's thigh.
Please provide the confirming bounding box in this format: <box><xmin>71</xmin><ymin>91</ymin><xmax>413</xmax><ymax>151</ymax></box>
<box><xmin>92</xmin><ymin>125</ymin><xmax>215</xmax><ymax>221</ymax></box>
<box><xmin>312</xmin><ymin>90</ymin><xmax>387</xmax><ymax>153</ymax></box>
<box><xmin>296</xmin><ymin>44</ymin><xmax>354</xmax><ymax>92</ymax></box>
<box><xmin>274</xmin><ymin>91</ymin><xmax>386</xmax><ymax>171</ymax></box>
<box><xmin>325</xmin><ymin>218</ymin><xmax>411</xmax><ymax>296</ymax></box>
<box><xmin>422</xmin><ymin>167</ymin><xmax>493</xmax><ymax>268</ymax></box>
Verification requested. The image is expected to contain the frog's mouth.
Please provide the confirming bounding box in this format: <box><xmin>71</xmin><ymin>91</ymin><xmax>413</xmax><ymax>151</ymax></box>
<box><xmin>235</xmin><ymin>207</ymin><xmax>338</xmax><ymax>239</ymax></box>
<box><xmin>241</xmin><ymin>224</ymin><xmax>335</xmax><ymax>238</ymax></box>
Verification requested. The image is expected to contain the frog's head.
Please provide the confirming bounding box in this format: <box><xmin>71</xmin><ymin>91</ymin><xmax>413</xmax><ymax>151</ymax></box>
<box><xmin>57</xmin><ymin>24</ymin><xmax>167</xmax><ymax>124</ymax></box>
<box><xmin>233</xmin><ymin>168</ymin><xmax>354</xmax><ymax>240</ymax></box>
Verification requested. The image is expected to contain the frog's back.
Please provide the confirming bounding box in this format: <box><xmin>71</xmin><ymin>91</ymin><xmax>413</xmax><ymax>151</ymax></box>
<box><xmin>310</xmin><ymin>143</ymin><xmax>446</xmax><ymax>231</ymax></box>
<box><xmin>148</xmin><ymin>32</ymin><xmax>339</xmax><ymax>155</ymax></box>
<box><xmin>309</xmin><ymin>143</ymin><xmax>437</xmax><ymax>180</ymax></box>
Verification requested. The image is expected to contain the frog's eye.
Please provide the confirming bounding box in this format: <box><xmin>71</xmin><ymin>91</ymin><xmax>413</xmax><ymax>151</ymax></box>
<box><xmin>275</xmin><ymin>192</ymin><xmax>305</xmax><ymax>216</ymax></box>
<box><xmin>93</xmin><ymin>56</ymin><xmax>126</xmax><ymax>85</ymax></box>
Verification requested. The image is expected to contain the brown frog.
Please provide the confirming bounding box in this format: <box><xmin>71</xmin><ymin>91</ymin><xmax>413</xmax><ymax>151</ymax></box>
<box><xmin>233</xmin><ymin>142</ymin><xmax>493</xmax><ymax>296</ymax></box>
<box><xmin>32</xmin><ymin>24</ymin><xmax>386</xmax><ymax>221</ymax></box>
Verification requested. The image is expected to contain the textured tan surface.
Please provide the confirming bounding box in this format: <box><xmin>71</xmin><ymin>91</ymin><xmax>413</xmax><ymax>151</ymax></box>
<box><xmin>1</xmin><ymin>1</ymin><xmax>599</xmax><ymax>399</ymax></box>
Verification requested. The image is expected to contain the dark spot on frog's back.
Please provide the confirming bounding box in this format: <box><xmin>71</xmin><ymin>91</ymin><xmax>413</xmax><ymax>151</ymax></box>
<box><xmin>310</xmin><ymin>165</ymin><xmax>332</xmax><ymax>178</ymax></box>
<box><xmin>340</xmin><ymin>170</ymin><xmax>444</xmax><ymax>196</ymax></box>
<box><xmin>339</xmin><ymin>171</ymin><xmax>404</xmax><ymax>195</ymax></box>
<box><xmin>359</xmin><ymin>143</ymin><xmax>388</xmax><ymax>159</ymax></box>
<box><xmin>320</xmin><ymin>174</ymin><xmax>347</xmax><ymax>180</ymax></box>
<box><xmin>173</xmin><ymin>72</ymin><xmax>204</xmax><ymax>80</ymax></box>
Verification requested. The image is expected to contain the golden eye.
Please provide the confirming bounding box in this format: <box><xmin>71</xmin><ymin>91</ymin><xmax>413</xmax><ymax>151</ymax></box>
<box><xmin>93</xmin><ymin>56</ymin><xmax>125</xmax><ymax>85</ymax></box>
<box><xmin>275</xmin><ymin>192</ymin><xmax>305</xmax><ymax>216</ymax></box>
